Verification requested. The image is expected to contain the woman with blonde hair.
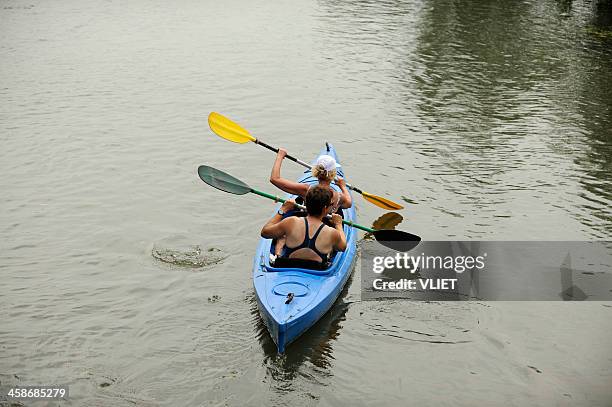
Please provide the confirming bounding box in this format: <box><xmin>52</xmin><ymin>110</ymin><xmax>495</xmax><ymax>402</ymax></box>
<box><xmin>270</xmin><ymin>148</ymin><xmax>352</xmax><ymax>213</ymax></box>
<box><xmin>269</xmin><ymin>148</ymin><xmax>352</xmax><ymax>260</ymax></box>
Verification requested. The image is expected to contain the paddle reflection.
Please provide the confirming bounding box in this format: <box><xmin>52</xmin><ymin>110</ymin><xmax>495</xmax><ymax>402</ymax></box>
<box><xmin>362</xmin><ymin>212</ymin><xmax>404</xmax><ymax>243</ymax></box>
<box><xmin>372</xmin><ymin>212</ymin><xmax>404</xmax><ymax>231</ymax></box>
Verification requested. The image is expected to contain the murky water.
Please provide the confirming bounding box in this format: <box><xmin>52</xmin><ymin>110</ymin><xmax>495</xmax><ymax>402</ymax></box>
<box><xmin>1</xmin><ymin>0</ymin><xmax>611</xmax><ymax>405</ymax></box>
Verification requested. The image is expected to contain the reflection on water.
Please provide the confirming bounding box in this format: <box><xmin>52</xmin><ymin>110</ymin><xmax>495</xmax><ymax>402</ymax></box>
<box><xmin>316</xmin><ymin>0</ymin><xmax>611</xmax><ymax>238</ymax></box>
<box><xmin>251</xmin><ymin>274</ymin><xmax>354</xmax><ymax>384</ymax></box>
<box><xmin>363</xmin><ymin>212</ymin><xmax>405</xmax><ymax>242</ymax></box>
<box><xmin>410</xmin><ymin>0</ymin><xmax>611</xmax><ymax>237</ymax></box>
<box><xmin>571</xmin><ymin>0</ymin><xmax>612</xmax><ymax>232</ymax></box>
<box><xmin>372</xmin><ymin>212</ymin><xmax>404</xmax><ymax>231</ymax></box>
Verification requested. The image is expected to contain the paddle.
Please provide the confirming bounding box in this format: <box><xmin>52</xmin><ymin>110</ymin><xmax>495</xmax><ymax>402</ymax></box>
<box><xmin>207</xmin><ymin>112</ymin><xmax>404</xmax><ymax>211</ymax></box>
<box><xmin>197</xmin><ymin>165</ymin><xmax>420</xmax><ymax>252</ymax></box>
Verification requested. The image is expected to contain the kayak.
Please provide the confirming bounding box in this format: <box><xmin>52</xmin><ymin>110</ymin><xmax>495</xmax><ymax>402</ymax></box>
<box><xmin>252</xmin><ymin>143</ymin><xmax>358</xmax><ymax>353</ymax></box>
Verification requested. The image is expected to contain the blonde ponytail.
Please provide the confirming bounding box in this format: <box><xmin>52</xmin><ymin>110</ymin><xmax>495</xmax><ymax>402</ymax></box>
<box><xmin>312</xmin><ymin>164</ymin><xmax>337</xmax><ymax>182</ymax></box>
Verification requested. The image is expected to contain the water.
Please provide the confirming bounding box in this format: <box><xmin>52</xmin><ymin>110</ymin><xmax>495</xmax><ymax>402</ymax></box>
<box><xmin>1</xmin><ymin>0</ymin><xmax>611</xmax><ymax>405</ymax></box>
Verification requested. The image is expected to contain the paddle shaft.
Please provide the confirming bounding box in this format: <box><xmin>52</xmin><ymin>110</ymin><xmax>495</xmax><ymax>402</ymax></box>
<box><xmin>254</xmin><ymin>139</ymin><xmax>362</xmax><ymax>192</ymax></box>
<box><xmin>250</xmin><ymin>188</ymin><xmax>375</xmax><ymax>233</ymax></box>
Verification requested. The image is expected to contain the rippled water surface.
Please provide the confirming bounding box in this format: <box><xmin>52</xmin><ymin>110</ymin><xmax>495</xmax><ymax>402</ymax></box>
<box><xmin>1</xmin><ymin>0</ymin><xmax>611</xmax><ymax>405</ymax></box>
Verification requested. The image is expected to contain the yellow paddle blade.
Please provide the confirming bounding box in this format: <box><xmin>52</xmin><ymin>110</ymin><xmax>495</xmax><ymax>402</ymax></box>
<box><xmin>372</xmin><ymin>212</ymin><xmax>404</xmax><ymax>230</ymax></box>
<box><xmin>361</xmin><ymin>191</ymin><xmax>404</xmax><ymax>210</ymax></box>
<box><xmin>208</xmin><ymin>112</ymin><xmax>256</xmax><ymax>144</ymax></box>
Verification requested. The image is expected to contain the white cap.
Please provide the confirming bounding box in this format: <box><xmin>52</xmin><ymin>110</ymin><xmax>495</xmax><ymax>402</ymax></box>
<box><xmin>315</xmin><ymin>155</ymin><xmax>339</xmax><ymax>171</ymax></box>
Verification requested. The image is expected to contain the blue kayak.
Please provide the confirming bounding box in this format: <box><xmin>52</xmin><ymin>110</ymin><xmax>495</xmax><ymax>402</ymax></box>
<box><xmin>252</xmin><ymin>143</ymin><xmax>357</xmax><ymax>353</ymax></box>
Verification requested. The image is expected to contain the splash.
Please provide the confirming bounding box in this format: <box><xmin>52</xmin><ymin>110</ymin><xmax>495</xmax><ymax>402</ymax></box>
<box><xmin>152</xmin><ymin>235</ymin><xmax>227</xmax><ymax>268</ymax></box>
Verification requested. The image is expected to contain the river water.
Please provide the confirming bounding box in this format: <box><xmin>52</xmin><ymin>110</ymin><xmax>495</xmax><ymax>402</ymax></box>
<box><xmin>1</xmin><ymin>0</ymin><xmax>611</xmax><ymax>405</ymax></box>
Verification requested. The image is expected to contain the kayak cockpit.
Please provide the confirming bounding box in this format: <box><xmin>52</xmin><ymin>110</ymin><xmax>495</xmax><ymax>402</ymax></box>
<box><xmin>264</xmin><ymin>239</ymin><xmax>341</xmax><ymax>276</ymax></box>
<box><xmin>264</xmin><ymin>207</ymin><xmax>346</xmax><ymax>274</ymax></box>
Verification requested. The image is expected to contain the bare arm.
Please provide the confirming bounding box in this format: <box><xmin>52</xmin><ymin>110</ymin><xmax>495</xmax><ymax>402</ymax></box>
<box><xmin>330</xmin><ymin>214</ymin><xmax>347</xmax><ymax>251</ymax></box>
<box><xmin>270</xmin><ymin>148</ymin><xmax>309</xmax><ymax>196</ymax></box>
<box><xmin>261</xmin><ymin>200</ymin><xmax>295</xmax><ymax>239</ymax></box>
<box><xmin>336</xmin><ymin>178</ymin><xmax>352</xmax><ymax>209</ymax></box>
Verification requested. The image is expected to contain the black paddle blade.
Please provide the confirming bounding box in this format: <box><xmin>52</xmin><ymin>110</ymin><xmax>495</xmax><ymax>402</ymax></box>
<box><xmin>373</xmin><ymin>229</ymin><xmax>421</xmax><ymax>252</ymax></box>
<box><xmin>197</xmin><ymin>165</ymin><xmax>252</xmax><ymax>195</ymax></box>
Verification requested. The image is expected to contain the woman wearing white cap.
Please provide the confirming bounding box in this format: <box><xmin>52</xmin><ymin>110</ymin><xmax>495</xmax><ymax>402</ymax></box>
<box><xmin>270</xmin><ymin>148</ymin><xmax>352</xmax><ymax>213</ymax></box>
<box><xmin>269</xmin><ymin>148</ymin><xmax>352</xmax><ymax>260</ymax></box>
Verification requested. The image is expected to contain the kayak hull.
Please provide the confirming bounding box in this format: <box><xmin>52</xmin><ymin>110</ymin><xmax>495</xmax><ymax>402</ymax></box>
<box><xmin>252</xmin><ymin>143</ymin><xmax>357</xmax><ymax>353</ymax></box>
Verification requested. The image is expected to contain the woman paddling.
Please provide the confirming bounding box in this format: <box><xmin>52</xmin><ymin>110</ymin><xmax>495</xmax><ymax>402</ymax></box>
<box><xmin>270</xmin><ymin>148</ymin><xmax>352</xmax><ymax>258</ymax></box>
<box><xmin>270</xmin><ymin>148</ymin><xmax>352</xmax><ymax>212</ymax></box>
<box><xmin>261</xmin><ymin>185</ymin><xmax>347</xmax><ymax>270</ymax></box>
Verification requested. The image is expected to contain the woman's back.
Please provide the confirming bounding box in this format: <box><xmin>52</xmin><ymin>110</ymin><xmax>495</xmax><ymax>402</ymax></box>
<box><xmin>283</xmin><ymin>216</ymin><xmax>336</xmax><ymax>262</ymax></box>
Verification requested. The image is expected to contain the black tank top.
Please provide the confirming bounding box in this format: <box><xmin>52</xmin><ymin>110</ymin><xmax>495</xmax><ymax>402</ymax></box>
<box><xmin>282</xmin><ymin>218</ymin><xmax>329</xmax><ymax>263</ymax></box>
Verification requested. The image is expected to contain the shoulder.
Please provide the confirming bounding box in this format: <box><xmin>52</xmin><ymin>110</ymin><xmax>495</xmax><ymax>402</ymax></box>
<box><xmin>282</xmin><ymin>216</ymin><xmax>299</xmax><ymax>226</ymax></box>
<box><xmin>322</xmin><ymin>223</ymin><xmax>341</xmax><ymax>237</ymax></box>
<box><xmin>282</xmin><ymin>216</ymin><xmax>305</xmax><ymax>229</ymax></box>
